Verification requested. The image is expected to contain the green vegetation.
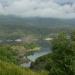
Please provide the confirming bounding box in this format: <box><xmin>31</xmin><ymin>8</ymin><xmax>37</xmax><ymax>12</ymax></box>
<box><xmin>24</xmin><ymin>43</ymin><xmax>40</xmax><ymax>50</ymax></box>
<box><xmin>48</xmin><ymin>32</ymin><xmax>74</xmax><ymax>75</ymax></box>
<box><xmin>0</xmin><ymin>16</ymin><xmax>75</xmax><ymax>39</ymax></box>
<box><xmin>0</xmin><ymin>60</ymin><xmax>48</xmax><ymax>75</ymax></box>
<box><xmin>24</xmin><ymin>43</ymin><xmax>36</xmax><ymax>49</ymax></box>
<box><xmin>31</xmin><ymin>32</ymin><xmax>75</xmax><ymax>75</ymax></box>
<box><xmin>0</xmin><ymin>45</ymin><xmax>17</xmax><ymax>64</ymax></box>
<box><xmin>0</xmin><ymin>30</ymin><xmax>75</xmax><ymax>75</ymax></box>
<box><xmin>0</xmin><ymin>44</ymin><xmax>48</xmax><ymax>75</ymax></box>
<box><xmin>0</xmin><ymin>16</ymin><xmax>75</xmax><ymax>75</ymax></box>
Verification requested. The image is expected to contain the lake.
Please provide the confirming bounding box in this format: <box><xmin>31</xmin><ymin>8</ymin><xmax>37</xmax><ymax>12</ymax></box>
<box><xmin>21</xmin><ymin>40</ymin><xmax>52</xmax><ymax>68</ymax></box>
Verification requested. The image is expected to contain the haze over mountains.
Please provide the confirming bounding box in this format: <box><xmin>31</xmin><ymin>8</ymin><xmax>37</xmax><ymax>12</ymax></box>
<box><xmin>0</xmin><ymin>15</ymin><xmax>75</xmax><ymax>28</ymax></box>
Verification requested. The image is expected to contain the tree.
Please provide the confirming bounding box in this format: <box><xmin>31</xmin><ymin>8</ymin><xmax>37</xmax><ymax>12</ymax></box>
<box><xmin>48</xmin><ymin>32</ymin><xmax>75</xmax><ymax>75</ymax></box>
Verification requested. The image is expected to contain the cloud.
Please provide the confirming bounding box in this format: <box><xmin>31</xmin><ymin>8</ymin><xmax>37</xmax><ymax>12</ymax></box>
<box><xmin>0</xmin><ymin>0</ymin><xmax>75</xmax><ymax>18</ymax></box>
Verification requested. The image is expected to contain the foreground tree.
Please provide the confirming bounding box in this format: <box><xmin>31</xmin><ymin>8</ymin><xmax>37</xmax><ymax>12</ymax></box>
<box><xmin>48</xmin><ymin>32</ymin><xmax>75</xmax><ymax>75</ymax></box>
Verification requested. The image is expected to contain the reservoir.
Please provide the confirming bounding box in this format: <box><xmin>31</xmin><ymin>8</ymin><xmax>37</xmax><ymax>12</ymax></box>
<box><xmin>21</xmin><ymin>40</ymin><xmax>52</xmax><ymax>67</ymax></box>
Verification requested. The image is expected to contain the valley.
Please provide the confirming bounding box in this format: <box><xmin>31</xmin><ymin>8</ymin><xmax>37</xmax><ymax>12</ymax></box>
<box><xmin>0</xmin><ymin>16</ymin><xmax>75</xmax><ymax>75</ymax></box>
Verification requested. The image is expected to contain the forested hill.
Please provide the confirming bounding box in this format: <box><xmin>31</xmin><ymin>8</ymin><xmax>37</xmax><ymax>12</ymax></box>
<box><xmin>0</xmin><ymin>15</ymin><xmax>75</xmax><ymax>28</ymax></box>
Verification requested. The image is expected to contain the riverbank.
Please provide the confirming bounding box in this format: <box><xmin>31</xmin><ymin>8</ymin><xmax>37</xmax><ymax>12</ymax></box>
<box><xmin>20</xmin><ymin>47</ymin><xmax>51</xmax><ymax>68</ymax></box>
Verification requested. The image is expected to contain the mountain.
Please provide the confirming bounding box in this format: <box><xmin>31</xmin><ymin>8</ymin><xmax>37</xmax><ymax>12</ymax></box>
<box><xmin>0</xmin><ymin>15</ymin><xmax>75</xmax><ymax>28</ymax></box>
<box><xmin>0</xmin><ymin>15</ymin><xmax>74</xmax><ymax>39</ymax></box>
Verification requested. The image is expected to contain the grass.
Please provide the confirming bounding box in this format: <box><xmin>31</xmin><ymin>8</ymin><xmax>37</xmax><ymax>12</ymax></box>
<box><xmin>0</xmin><ymin>44</ymin><xmax>48</xmax><ymax>75</ymax></box>
<box><xmin>0</xmin><ymin>60</ymin><xmax>48</xmax><ymax>75</ymax></box>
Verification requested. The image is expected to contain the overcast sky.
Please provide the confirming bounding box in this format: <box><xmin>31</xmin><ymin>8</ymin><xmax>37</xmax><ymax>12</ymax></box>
<box><xmin>0</xmin><ymin>0</ymin><xmax>75</xmax><ymax>19</ymax></box>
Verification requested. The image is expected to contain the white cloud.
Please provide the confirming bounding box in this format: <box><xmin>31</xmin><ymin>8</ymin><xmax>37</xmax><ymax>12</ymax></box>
<box><xmin>0</xmin><ymin>0</ymin><xmax>75</xmax><ymax>18</ymax></box>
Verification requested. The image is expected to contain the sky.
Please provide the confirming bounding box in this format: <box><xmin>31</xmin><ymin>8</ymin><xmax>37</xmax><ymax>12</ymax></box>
<box><xmin>0</xmin><ymin>0</ymin><xmax>75</xmax><ymax>19</ymax></box>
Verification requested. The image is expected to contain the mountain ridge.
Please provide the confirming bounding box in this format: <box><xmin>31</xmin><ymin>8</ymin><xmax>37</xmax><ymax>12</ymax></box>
<box><xmin>0</xmin><ymin>15</ymin><xmax>75</xmax><ymax>28</ymax></box>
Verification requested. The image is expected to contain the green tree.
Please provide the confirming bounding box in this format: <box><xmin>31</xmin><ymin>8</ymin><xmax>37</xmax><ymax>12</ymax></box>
<box><xmin>71</xmin><ymin>31</ymin><xmax>75</xmax><ymax>41</ymax></box>
<box><xmin>48</xmin><ymin>32</ymin><xmax>74</xmax><ymax>75</ymax></box>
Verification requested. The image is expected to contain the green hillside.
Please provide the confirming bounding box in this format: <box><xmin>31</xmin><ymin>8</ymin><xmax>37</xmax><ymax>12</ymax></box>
<box><xmin>0</xmin><ymin>60</ymin><xmax>48</xmax><ymax>75</ymax></box>
<box><xmin>0</xmin><ymin>44</ymin><xmax>48</xmax><ymax>75</ymax></box>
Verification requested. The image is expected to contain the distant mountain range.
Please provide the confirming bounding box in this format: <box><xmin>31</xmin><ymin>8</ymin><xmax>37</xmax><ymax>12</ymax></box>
<box><xmin>0</xmin><ymin>15</ymin><xmax>74</xmax><ymax>38</ymax></box>
<box><xmin>0</xmin><ymin>15</ymin><xmax>75</xmax><ymax>28</ymax></box>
